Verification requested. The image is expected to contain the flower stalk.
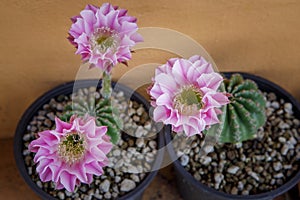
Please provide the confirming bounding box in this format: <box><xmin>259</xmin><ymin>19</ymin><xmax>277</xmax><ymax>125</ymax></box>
<box><xmin>101</xmin><ymin>70</ymin><xmax>112</xmax><ymax>99</ymax></box>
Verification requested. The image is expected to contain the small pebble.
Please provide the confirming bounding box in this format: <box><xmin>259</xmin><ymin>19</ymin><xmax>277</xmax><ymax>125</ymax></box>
<box><xmin>271</xmin><ymin>101</ymin><xmax>280</xmax><ymax>109</ymax></box>
<box><xmin>115</xmin><ymin>176</ymin><xmax>121</xmax><ymax>183</ymax></box>
<box><xmin>23</xmin><ymin>134</ymin><xmax>31</xmax><ymax>141</ymax></box>
<box><xmin>130</xmin><ymin>174</ymin><xmax>140</xmax><ymax>182</ymax></box>
<box><xmin>273</xmin><ymin>162</ymin><xmax>282</xmax><ymax>171</ymax></box>
<box><xmin>281</xmin><ymin>144</ymin><xmax>290</xmax><ymax>155</ymax></box>
<box><xmin>57</xmin><ymin>192</ymin><xmax>65</xmax><ymax>200</ymax></box>
<box><xmin>237</xmin><ymin>181</ymin><xmax>244</xmax><ymax>191</ymax></box>
<box><xmin>231</xmin><ymin>187</ymin><xmax>238</xmax><ymax>195</ymax></box>
<box><xmin>113</xmin><ymin>149</ymin><xmax>121</xmax><ymax>157</ymax></box>
<box><xmin>204</xmin><ymin>145</ymin><xmax>214</xmax><ymax>154</ymax></box>
<box><xmin>278</xmin><ymin>137</ymin><xmax>286</xmax><ymax>143</ymax></box>
<box><xmin>248</xmin><ymin>171</ymin><xmax>260</xmax><ymax>182</ymax></box>
<box><xmin>104</xmin><ymin>192</ymin><xmax>111</xmax><ymax>199</ymax></box>
<box><xmin>274</xmin><ymin>173</ymin><xmax>284</xmax><ymax>179</ymax></box>
<box><xmin>120</xmin><ymin>179</ymin><xmax>136</xmax><ymax>192</ymax></box>
<box><xmin>200</xmin><ymin>156</ymin><xmax>212</xmax><ymax>166</ymax></box>
<box><xmin>65</xmin><ymin>191</ymin><xmax>72</xmax><ymax>197</ymax></box>
<box><xmin>135</xmin><ymin>126</ymin><xmax>147</xmax><ymax>138</ymax></box>
<box><xmin>99</xmin><ymin>180</ymin><xmax>110</xmax><ymax>193</ymax></box>
<box><xmin>242</xmin><ymin>190</ymin><xmax>249</xmax><ymax>195</ymax></box>
<box><xmin>284</xmin><ymin>103</ymin><xmax>293</xmax><ymax>114</ymax></box>
<box><xmin>36</xmin><ymin>181</ymin><xmax>43</xmax><ymax>188</ymax></box>
<box><xmin>180</xmin><ymin>155</ymin><xmax>189</xmax><ymax>166</ymax></box>
<box><xmin>127</xmin><ymin>165</ymin><xmax>139</xmax><ymax>174</ymax></box>
<box><xmin>214</xmin><ymin>173</ymin><xmax>224</xmax><ymax>184</ymax></box>
<box><xmin>289</xmin><ymin>136</ymin><xmax>297</xmax><ymax>145</ymax></box>
<box><xmin>148</xmin><ymin>141</ymin><xmax>157</xmax><ymax>149</ymax></box>
<box><xmin>136</xmin><ymin>106</ymin><xmax>144</xmax><ymax>116</ymax></box>
<box><xmin>227</xmin><ymin>166</ymin><xmax>240</xmax><ymax>174</ymax></box>
<box><xmin>136</xmin><ymin>138</ymin><xmax>144</xmax><ymax>148</ymax></box>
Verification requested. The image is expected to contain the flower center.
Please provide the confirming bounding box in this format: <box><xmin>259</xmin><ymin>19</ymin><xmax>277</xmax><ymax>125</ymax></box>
<box><xmin>174</xmin><ymin>85</ymin><xmax>204</xmax><ymax>115</ymax></box>
<box><xmin>58</xmin><ymin>132</ymin><xmax>86</xmax><ymax>165</ymax></box>
<box><xmin>90</xmin><ymin>27</ymin><xmax>120</xmax><ymax>53</ymax></box>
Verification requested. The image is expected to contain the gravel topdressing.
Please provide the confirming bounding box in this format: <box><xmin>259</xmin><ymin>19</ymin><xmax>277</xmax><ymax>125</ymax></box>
<box><xmin>173</xmin><ymin>91</ymin><xmax>300</xmax><ymax>195</ymax></box>
<box><xmin>22</xmin><ymin>86</ymin><xmax>159</xmax><ymax>200</ymax></box>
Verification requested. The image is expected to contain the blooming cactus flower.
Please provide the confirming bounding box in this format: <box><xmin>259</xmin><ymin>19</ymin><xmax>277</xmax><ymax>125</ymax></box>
<box><xmin>28</xmin><ymin>116</ymin><xmax>113</xmax><ymax>192</ymax></box>
<box><xmin>149</xmin><ymin>55</ymin><xmax>229</xmax><ymax>137</ymax></box>
<box><xmin>68</xmin><ymin>3</ymin><xmax>143</xmax><ymax>72</ymax></box>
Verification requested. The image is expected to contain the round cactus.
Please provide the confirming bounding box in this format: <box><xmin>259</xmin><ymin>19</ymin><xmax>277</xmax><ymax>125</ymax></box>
<box><xmin>218</xmin><ymin>73</ymin><xmax>267</xmax><ymax>143</ymax></box>
<box><xmin>62</xmin><ymin>87</ymin><xmax>122</xmax><ymax>144</ymax></box>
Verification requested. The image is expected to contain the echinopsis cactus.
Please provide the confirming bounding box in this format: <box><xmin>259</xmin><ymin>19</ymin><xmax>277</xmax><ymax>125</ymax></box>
<box><xmin>218</xmin><ymin>74</ymin><xmax>267</xmax><ymax>143</ymax></box>
<box><xmin>62</xmin><ymin>87</ymin><xmax>122</xmax><ymax>144</ymax></box>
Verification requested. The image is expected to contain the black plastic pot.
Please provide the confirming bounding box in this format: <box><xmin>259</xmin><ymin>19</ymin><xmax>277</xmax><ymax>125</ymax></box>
<box><xmin>165</xmin><ymin>72</ymin><xmax>300</xmax><ymax>200</ymax></box>
<box><xmin>14</xmin><ymin>79</ymin><xmax>164</xmax><ymax>200</ymax></box>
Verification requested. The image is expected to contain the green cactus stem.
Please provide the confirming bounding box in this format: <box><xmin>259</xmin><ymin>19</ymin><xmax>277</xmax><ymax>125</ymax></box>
<box><xmin>219</xmin><ymin>73</ymin><xmax>267</xmax><ymax>143</ymax></box>
<box><xmin>62</xmin><ymin>87</ymin><xmax>122</xmax><ymax>145</ymax></box>
<box><xmin>206</xmin><ymin>73</ymin><xmax>267</xmax><ymax>144</ymax></box>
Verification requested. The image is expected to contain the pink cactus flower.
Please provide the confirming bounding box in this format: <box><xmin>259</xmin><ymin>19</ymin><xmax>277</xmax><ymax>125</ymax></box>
<box><xmin>68</xmin><ymin>3</ymin><xmax>143</xmax><ymax>72</ymax></box>
<box><xmin>149</xmin><ymin>55</ymin><xmax>229</xmax><ymax>137</ymax></box>
<box><xmin>28</xmin><ymin>116</ymin><xmax>113</xmax><ymax>192</ymax></box>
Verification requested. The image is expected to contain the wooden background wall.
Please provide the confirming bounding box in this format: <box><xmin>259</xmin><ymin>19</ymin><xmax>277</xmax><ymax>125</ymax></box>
<box><xmin>1</xmin><ymin>0</ymin><xmax>300</xmax><ymax>139</ymax></box>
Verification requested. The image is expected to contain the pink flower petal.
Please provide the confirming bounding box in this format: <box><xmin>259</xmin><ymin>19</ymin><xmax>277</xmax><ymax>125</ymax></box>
<box><xmin>39</xmin><ymin>168</ymin><xmax>52</xmax><ymax>182</ymax></box>
<box><xmin>85</xmin><ymin>161</ymin><xmax>104</xmax><ymax>175</ymax></box>
<box><xmin>68</xmin><ymin>2</ymin><xmax>142</xmax><ymax>72</ymax></box>
<box><xmin>156</xmin><ymin>93</ymin><xmax>172</xmax><ymax>106</ymax></box>
<box><xmin>153</xmin><ymin>106</ymin><xmax>169</xmax><ymax>122</ymax></box>
<box><xmin>60</xmin><ymin>171</ymin><xmax>76</xmax><ymax>192</ymax></box>
<box><xmin>171</xmin><ymin>59</ymin><xmax>190</xmax><ymax>85</ymax></box>
<box><xmin>203</xmin><ymin>108</ymin><xmax>220</xmax><ymax>126</ymax></box>
<box><xmin>29</xmin><ymin>115</ymin><xmax>112</xmax><ymax>192</ymax></box>
<box><xmin>55</xmin><ymin>117</ymin><xmax>72</xmax><ymax>132</ymax></box>
<box><xmin>197</xmin><ymin>73</ymin><xmax>223</xmax><ymax>90</ymax></box>
<box><xmin>155</xmin><ymin>73</ymin><xmax>178</xmax><ymax>93</ymax></box>
<box><xmin>80</xmin><ymin>10</ymin><xmax>96</xmax><ymax>34</ymax></box>
<box><xmin>148</xmin><ymin>56</ymin><xmax>229</xmax><ymax>137</ymax></box>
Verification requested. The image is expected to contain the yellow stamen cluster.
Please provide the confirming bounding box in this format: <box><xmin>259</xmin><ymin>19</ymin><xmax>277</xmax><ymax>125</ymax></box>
<box><xmin>174</xmin><ymin>85</ymin><xmax>204</xmax><ymax>115</ymax></box>
<box><xmin>90</xmin><ymin>27</ymin><xmax>120</xmax><ymax>53</ymax></box>
<box><xmin>58</xmin><ymin>132</ymin><xmax>86</xmax><ymax>165</ymax></box>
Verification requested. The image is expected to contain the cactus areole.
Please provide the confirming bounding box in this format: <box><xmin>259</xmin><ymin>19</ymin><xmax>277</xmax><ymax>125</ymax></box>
<box><xmin>218</xmin><ymin>73</ymin><xmax>267</xmax><ymax>143</ymax></box>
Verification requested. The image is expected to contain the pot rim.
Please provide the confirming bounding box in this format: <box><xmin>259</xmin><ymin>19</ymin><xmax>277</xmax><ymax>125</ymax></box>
<box><xmin>165</xmin><ymin>72</ymin><xmax>300</xmax><ymax>199</ymax></box>
<box><xmin>14</xmin><ymin>79</ymin><xmax>164</xmax><ymax>200</ymax></box>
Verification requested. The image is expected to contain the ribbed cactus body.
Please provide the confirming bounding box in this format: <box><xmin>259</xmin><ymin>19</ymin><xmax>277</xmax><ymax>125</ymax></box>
<box><xmin>62</xmin><ymin>88</ymin><xmax>122</xmax><ymax>144</ymax></box>
<box><xmin>219</xmin><ymin>74</ymin><xmax>266</xmax><ymax>143</ymax></box>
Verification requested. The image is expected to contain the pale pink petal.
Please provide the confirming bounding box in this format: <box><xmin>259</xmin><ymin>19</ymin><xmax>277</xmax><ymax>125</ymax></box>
<box><xmin>85</xmin><ymin>161</ymin><xmax>104</xmax><ymax>175</ymax></box>
<box><xmin>148</xmin><ymin>56</ymin><xmax>229</xmax><ymax>138</ymax></box>
<box><xmin>153</xmin><ymin>106</ymin><xmax>169</xmax><ymax>122</ymax></box>
<box><xmin>39</xmin><ymin>168</ymin><xmax>52</xmax><ymax>182</ymax></box>
<box><xmin>211</xmin><ymin>93</ymin><xmax>230</xmax><ymax>106</ymax></box>
<box><xmin>68</xmin><ymin>3</ymin><xmax>142</xmax><ymax>72</ymax></box>
<box><xmin>80</xmin><ymin>10</ymin><xmax>96</xmax><ymax>34</ymax></box>
<box><xmin>171</xmin><ymin>59</ymin><xmax>190</xmax><ymax>85</ymax></box>
<box><xmin>155</xmin><ymin>73</ymin><xmax>178</xmax><ymax>93</ymax></box>
<box><xmin>29</xmin><ymin>115</ymin><xmax>112</xmax><ymax>192</ymax></box>
<box><xmin>97</xmin><ymin>142</ymin><xmax>113</xmax><ymax>155</ymax></box>
<box><xmin>197</xmin><ymin>73</ymin><xmax>223</xmax><ymax>90</ymax></box>
<box><xmin>156</xmin><ymin>93</ymin><xmax>172</xmax><ymax>106</ymax></box>
<box><xmin>203</xmin><ymin>108</ymin><xmax>220</xmax><ymax>126</ymax></box>
<box><xmin>54</xmin><ymin>117</ymin><xmax>72</xmax><ymax>132</ymax></box>
<box><xmin>60</xmin><ymin>171</ymin><xmax>76</xmax><ymax>192</ymax></box>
